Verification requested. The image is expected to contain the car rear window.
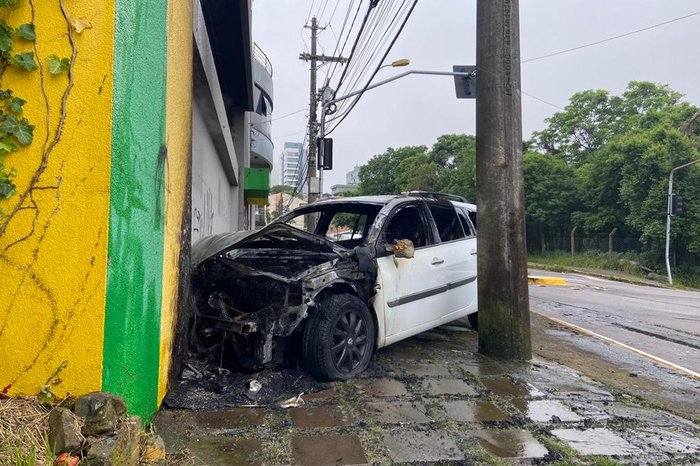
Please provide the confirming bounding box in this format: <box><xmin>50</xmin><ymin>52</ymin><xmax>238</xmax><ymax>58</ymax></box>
<box><xmin>456</xmin><ymin>208</ymin><xmax>475</xmax><ymax>237</ymax></box>
<box><xmin>428</xmin><ymin>204</ymin><xmax>466</xmax><ymax>242</ymax></box>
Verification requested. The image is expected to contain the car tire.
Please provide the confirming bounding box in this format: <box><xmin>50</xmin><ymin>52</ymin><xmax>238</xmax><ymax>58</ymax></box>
<box><xmin>468</xmin><ymin>311</ymin><xmax>478</xmax><ymax>330</ymax></box>
<box><xmin>302</xmin><ymin>293</ymin><xmax>376</xmax><ymax>381</ymax></box>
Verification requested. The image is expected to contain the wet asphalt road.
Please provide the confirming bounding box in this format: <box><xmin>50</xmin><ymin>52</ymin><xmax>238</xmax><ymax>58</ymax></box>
<box><xmin>528</xmin><ymin>270</ymin><xmax>700</xmax><ymax>374</ymax></box>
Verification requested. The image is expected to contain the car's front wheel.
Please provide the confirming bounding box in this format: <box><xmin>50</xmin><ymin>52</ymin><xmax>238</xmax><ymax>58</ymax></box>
<box><xmin>302</xmin><ymin>294</ymin><xmax>376</xmax><ymax>380</ymax></box>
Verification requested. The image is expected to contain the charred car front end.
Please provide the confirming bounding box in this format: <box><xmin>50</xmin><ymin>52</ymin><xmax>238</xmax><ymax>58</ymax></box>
<box><xmin>190</xmin><ymin>223</ymin><xmax>377</xmax><ymax>372</ymax></box>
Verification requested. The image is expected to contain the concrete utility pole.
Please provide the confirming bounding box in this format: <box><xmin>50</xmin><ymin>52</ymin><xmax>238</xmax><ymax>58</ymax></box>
<box><xmin>299</xmin><ymin>17</ymin><xmax>347</xmax><ymax>206</ymax></box>
<box><xmin>475</xmin><ymin>0</ymin><xmax>532</xmax><ymax>359</ymax></box>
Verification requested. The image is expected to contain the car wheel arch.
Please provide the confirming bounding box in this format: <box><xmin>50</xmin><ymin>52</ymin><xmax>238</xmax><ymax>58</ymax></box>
<box><xmin>308</xmin><ymin>282</ymin><xmax>379</xmax><ymax>350</ymax></box>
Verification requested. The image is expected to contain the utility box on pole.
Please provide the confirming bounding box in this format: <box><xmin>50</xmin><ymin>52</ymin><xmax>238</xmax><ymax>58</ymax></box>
<box><xmin>475</xmin><ymin>0</ymin><xmax>532</xmax><ymax>360</ymax></box>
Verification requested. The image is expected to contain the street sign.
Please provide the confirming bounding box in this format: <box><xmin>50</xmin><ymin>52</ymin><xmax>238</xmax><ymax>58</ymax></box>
<box><xmin>453</xmin><ymin>65</ymin><xmax>476</xmax><ymax>99</ymax></box>
<box><xmin>317</xmin><ymin>138</ymin><xmax>333</xmax><ymax>170</ymax></box>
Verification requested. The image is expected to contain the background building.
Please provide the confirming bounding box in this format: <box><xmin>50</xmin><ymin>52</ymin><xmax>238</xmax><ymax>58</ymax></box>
<box><xmin>330</xmin><ymin>166</ymin><xmax>361</xmax><ymax>195</ymax></box>
<box><xmin>280</xmin><ymin>142</ymin><xmax>306</xmax><ymax>188</ymax></box>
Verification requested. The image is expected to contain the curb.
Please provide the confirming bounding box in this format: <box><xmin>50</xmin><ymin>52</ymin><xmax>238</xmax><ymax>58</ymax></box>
<box><xmin>527</xmin><ymin>275</ymin><xmax>567</xmax><ymax>286</ymax></box>
<box><xmin>528</xmin><ymin>262</ymin><xmax>669</xmax><ymax>289</ymax></box>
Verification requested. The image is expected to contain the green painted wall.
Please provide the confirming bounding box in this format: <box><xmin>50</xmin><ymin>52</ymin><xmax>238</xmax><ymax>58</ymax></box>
<box><xmin>103</xmin><ymin>0</ymin><xmax>168</xmax><ymax>421</ymax></box>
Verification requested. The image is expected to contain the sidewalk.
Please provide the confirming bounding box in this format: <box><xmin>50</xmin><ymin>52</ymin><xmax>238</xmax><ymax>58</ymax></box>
<box><xmin>155</xmin><ymin>322</ymin><xmax>700</xmax><ymax>465</ymax></box>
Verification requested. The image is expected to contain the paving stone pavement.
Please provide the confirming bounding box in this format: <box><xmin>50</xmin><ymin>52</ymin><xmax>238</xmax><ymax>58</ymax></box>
<box><xmin>155</xmin><ymin>321</ymin><xmax>700</xmax><ymax>464</ymax></box>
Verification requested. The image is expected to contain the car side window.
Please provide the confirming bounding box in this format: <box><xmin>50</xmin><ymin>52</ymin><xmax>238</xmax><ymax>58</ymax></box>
<box><xmin>384</xmin><ymin>205</ymin><xmax>430</xmax><ymax>248</ymax></box>
<box><xmin>428</xmin><ymin>204</ymin><xmax>466</xmax><ymax>242</ymax></box>
<box><xmin>456</xmin><ymin>208</ymin><xmax>475</xmax><ymax>238</ymax></box>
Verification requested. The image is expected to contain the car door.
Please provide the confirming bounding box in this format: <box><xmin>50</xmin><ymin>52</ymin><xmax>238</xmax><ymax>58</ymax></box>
<box><xmin>425</xmin><ymin>202</ymin><xmax>478</xmax><ymax>318</ymax></box>
<box><xmin>376</xmin><ymin>202</ymin><xmax>451</xmax><ymax>343</ymax></box>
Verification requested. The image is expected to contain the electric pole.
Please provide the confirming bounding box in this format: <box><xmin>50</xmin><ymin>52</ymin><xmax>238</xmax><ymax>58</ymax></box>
<box><xmin>475</xmin><ymin>0</ymin><xmax>532</xmax><ymax>359</ymax></box>
<box><xmin>300</xmin><ymin>17</ymin><xmax>347</xmax><ymax>207</ymax></box>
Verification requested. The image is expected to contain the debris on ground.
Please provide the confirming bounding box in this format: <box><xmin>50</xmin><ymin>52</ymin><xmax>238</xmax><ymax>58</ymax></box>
<box><xmin>164</xmin><ymin>357</ymin><xmax>331</xmax><ymax>410</ymax></box>
<box><xmin>280</xmin><ymin>393</ymin><xmax>305</xmax><ymax>408</ymax></box>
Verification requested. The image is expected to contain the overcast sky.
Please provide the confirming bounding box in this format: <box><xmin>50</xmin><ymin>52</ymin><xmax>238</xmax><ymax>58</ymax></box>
<box><xmin>252</xmin><ymin>1</ymin><xmax>700</xmax><ymax>190</ymax></box>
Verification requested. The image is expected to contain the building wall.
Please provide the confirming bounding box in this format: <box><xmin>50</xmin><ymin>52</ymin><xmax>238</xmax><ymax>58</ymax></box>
<box><xmin>0</xmin><ymin>0</ymin><xmax>193</xmax><ymax>422</ymax></box>
<box><xmin>192</xmin><ymin>98</ymin><xmax>235</xmax><ymax>241</ymax></box>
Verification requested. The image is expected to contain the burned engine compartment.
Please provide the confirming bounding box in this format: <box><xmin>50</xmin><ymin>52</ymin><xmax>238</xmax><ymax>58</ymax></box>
<box><xmin>190</xmin><ymin>224</ymin><xmax>377</xmax><ymax>370</ymax></box>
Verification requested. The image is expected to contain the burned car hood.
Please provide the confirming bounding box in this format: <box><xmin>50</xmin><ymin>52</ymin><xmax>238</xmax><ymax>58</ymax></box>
<box><xmin>191</xmin><ymin>222</ymin><xmax>349</xmax><ymax>268</ymax></box>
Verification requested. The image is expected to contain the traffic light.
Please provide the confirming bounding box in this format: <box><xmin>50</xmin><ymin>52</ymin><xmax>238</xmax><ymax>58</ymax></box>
<box><xmin>671</xmin><ymin>193</ymin><xmax>685</xmax><ymax>216</ymax></box>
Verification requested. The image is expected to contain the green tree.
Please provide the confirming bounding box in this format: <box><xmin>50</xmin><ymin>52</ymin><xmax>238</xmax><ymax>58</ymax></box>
<box><xmin>435</xmin><ymin>134</ymin><xmax>476</xmax><ymax>200</ymax></box>
<box><xmin>523</xmin><ymin>152</ymin><xmax>577</xmax><ymax>253</ymax></box>
<box><xmin>532</xmin><ymin>89</ymin><xmax>622</xmax><ymax>165</ymax></box>
<box><xmin>358</xmin><ymin>145</ymin><xmax>427</xmax><ymax>195</ymax></box>
<box><xmin>270</xmin><ymin>184</ymin><xmax>295</xmax><ymax>195</ymax></box>
<box><xmin>395</xmin><ymin>152</ymin><xmax>442</xmax><ymax>192</ymax></box>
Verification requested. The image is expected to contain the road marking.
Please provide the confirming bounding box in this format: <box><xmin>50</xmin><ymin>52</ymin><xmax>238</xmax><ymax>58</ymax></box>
<box><xmin>532</xmin><ymin>309</ymin><xmax>700</xmax><ymax>383</ymax></box>
<box><xmin>528</xmin><ymin>276</ymin><xmax>567</xmax><ymax>286</ymax></box>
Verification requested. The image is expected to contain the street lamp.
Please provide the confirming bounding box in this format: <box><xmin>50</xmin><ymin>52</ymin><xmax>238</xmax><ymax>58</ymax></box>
<box><xmin>380</xmin><ymin>58</ymin><xmax>410</xmax><ymax>70</ymax></box>
<box><xmin>316</xmin><ymin>67</ymin><xmax>475</xmax><ymax>193</ymax></box>
<box><xmin>665</xmin><ymin>158</ymin><xmax>700</xmax><ymax>284</ymax></box>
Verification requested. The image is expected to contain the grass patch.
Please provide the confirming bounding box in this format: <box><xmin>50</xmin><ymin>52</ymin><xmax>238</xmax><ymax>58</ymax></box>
<box><xmin>0</xmin><ymin>398</ymin><xmax>52</xmax><ymax>466</ymax></box>
<box><xmin>529</xmin><ymin>251</ymin><xmax>647</xmax><ymax>276</ymax></box>
<box><xmin>587</xmin><ymin>455</ymin><xmax>622</xmax><ymax>466</ymax></box>
<box><xmin>537</xmin><ymin>434</ymin><xmax>578</xmax><ymax>461</ymax></box>
<box><xmin>529</xmin><ymin>251</ymin><xmax>700</xmax><ymax>289</ymax></box>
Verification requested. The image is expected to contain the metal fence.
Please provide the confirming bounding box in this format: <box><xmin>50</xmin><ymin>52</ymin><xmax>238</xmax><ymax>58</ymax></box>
<box><xmin>528</xmin><ymin>232</ymin><xmax>699</xmax><ymax>267</ymax></box>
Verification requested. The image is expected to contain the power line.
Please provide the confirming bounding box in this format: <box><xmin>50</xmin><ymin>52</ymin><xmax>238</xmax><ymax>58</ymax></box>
<box><xmin>522</xmin><ymin>10</ymin><xmax>700</xmax><ymax>64</ymax></box>
<box><xmin>521</xmin><ymin>91</ymin><xmax>564</xmax><ymax>110</ymax></box>
<box><xmin>272</xmin><ymin>128</ymin><xmax>307</xmax><ymax>141</ymax></box>
<box><xmin>325</xmin><ymin>0</ymin><xmax>361</xmax><ymax>84</ymax></box>
<box><xmin>337</xmin><ymin>1</ymin><xmax>407</xmax><ymax>111</ymax></box>
<box><xmin>251</xmin><ymin>107</ymin><xmax>307</xmax><ymax>129</ymax></box>
<box><xmin>326</xmin><ymin>0</ymin><xmax>418</xmax><ymax>135</ymax></box>
<box><xmin>332</xmin><ymin>1</ymin><xmax>377</xmax><ymax>97</ymax></box>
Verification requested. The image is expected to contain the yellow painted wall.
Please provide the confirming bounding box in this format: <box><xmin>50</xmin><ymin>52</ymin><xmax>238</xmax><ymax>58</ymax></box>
<box><xmin>159</xmin><ymin>0</ymin><xmax>193</xmax><ymax>402</ymax></box>
<box><xmin>0</xmin><ymin>2</ymin><xmax>115</xmax><ymax>397</ymax></box>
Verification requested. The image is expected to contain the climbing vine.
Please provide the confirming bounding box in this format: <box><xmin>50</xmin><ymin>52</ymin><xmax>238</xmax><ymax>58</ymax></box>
<box><xmin>0</xmin><ymin>4</ymin><xmax>37</xmax><ymax>201</ymax></box>
<box><xmin>0</xmin><ymin>0</ymin><xmax>71</xmax><ymax>219</ymax></box>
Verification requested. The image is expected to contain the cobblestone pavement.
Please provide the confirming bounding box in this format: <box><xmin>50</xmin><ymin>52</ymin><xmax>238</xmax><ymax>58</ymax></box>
<box><xmin>155</xmin><ymin>321</ymin><xmax>700</xmax><ymax>465</ymax></box>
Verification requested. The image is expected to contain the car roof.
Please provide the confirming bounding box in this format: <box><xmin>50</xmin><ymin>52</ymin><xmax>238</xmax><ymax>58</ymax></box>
<box><xmin>312</xmin><ymin>194</ymin><xmax>476</xmax><ymax>211</ymax></box>
<box><xmin>313</xmin><ymin>195</ymin><xmax>397</xmax><ymax>206</ymax></box>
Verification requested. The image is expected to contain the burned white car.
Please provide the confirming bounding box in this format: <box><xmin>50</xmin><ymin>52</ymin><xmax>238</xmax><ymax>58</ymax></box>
<box><xmin>190</xmin><ymin>194</ymin><xmax>478</xmax><ymax>380</ymax></box>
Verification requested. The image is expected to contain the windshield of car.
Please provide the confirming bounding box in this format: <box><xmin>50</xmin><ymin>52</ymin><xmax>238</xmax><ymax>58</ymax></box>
<box><xmin>279</xmin><ymin>203</ymin><xmax>381</xmax><ymax>247</ymax></box>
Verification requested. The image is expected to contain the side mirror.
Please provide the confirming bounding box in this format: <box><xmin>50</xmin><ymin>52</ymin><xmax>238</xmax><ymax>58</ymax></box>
<box><xmin>385</xmin><ymin>239</ymin><xmax>415</xmax><ymax>259</ymax></box>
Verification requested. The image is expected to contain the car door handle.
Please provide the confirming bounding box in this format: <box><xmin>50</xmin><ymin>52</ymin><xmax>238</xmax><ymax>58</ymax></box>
<box><xmin>469</xmin><ymin>249</ymin><xmax>477</xmax><ymax>256</ymax></box>
<box><xmin>431</xmin><ymin>257</ymin><xmax>444</xmax><ymax>265</ymax></box>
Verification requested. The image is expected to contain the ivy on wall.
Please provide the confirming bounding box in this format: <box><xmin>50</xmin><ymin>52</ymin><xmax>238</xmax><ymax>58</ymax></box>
<box><xmin>0</xmin><ymin>0</ymin><xmax>71</xmax><ymax>219</ymax></box>
<box><xmin>0</xmin><ymin>5</ymin><xmax>37</xmax><ymax>200</ymax></box>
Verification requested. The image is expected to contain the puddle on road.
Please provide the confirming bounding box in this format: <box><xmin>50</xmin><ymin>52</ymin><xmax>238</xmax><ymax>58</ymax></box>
<box><xmin>188</xmin><ymin>407</ymin><xmax>269</xmax><ymax>429</ymax></box>
<box><xmin>442</xmin><ymin>400</ymin><xmax>511</xmax><ymax>423</ymax></box>
<box><xmin>516</xmin><ymin>399</ymin><xmax>583</xmax><ymax>423</ymax></box>
<box><xmin>552</xmin><ymin>428</ymin><xmax>641</xmax><ymax>456</ymax></box>
<box><xmin>291</xmin><ymin>435</ymin><xmax>368</xmax><ymax>466</ymax></box>
<box><xmin>289</xmin><ymin>406</ymin><xmax>355</xmax><ymax>428</ymax></box>
<box><xmin>472</xmin><ymin>429</ymin><xmax>548</xmax><ymax>458</ymax></box>
<box><xmin>482</xmin><ymin>377</ymin><xmax>545</xmax><ymax>398</ymax></box>
<box><xmin>182</xmin><ymin>436</ymin><xmax>263</xmax><ymax>466</ymax></box>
